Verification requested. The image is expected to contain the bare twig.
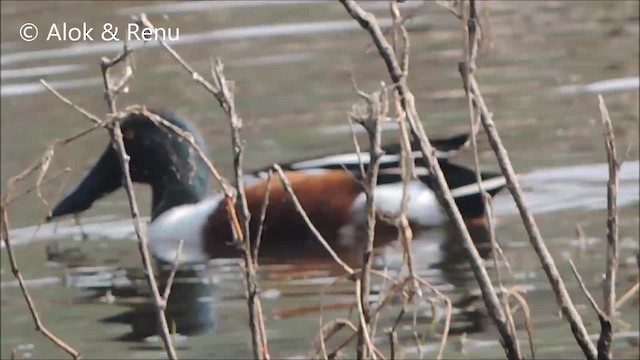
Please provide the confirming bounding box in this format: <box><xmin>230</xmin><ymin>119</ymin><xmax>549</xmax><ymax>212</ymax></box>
<box><xmin>389</xmin><ymin>0</ymin><xmax>420</xmax><ymax>293</ymax></box>
<box><xmin>576</xmin><ymin>223</ymin><xmax>588</xmax><ymax>259</ymax></box>
<box><xmin>355</xmin><ymin>279</ymin><xmax>379</xmax><ymax>360</ymax></box>
<box><xmin>0</xmin><ymin>209</ymin><xmax>80</xmax><ymax>360</ymax></box>
<box><xmin>459</xmin><ymin>1</ymin><xmax>521</xmax><ymax>356</ymax></box>
<box><xmin>98</xmin><ymin>47</ymin><xmax>178</xmax><ymax>360</ymax></box>
<box><xmin>414</xmin><ymin>278</ymin><xmax>452</xmax><ymax>360</ymax></box>
<box><xmin>569</xmin><ymin>260</ymin><xmax>608</xmax><ymax>320</ymax></box>
<box><xmin>40</xmin><ymin>80</ymin><xmax>104</xmax><ymax>125</ymax></box>
<box><xmin>162</xmin><ymin>239</ymin><xmax>185</xmax><ymax>306</ymax></box>
<box><xmin>504</xmin><ymin>288</ymin><xmax>536</xmax><ymax>359</ymax></box>
<box><xmin>272</xmin><ymin>164</ymin><xmax>355</xmax><ymax>276</ymax></box>
<box><xmin>346</xmin><ymin>98</ymin><xmax>367</xmax><ymax>178</ymax></box>
<box><xmin>326</xmin><ymin>277</ymin><xmax>414</xmax><ymax>359</ymax></box>
<box><xmin>0</xmin><ymin>128</ymin><xmax>82</xmax><ymax>360</ymax></box>
<box><xmin>569</xmin><ymin>258</ymin><xmax>613</xmax><ymax>360</ymax></box>
<box><xmin>349</xmin><ymin>82</ymin><xmax>386</xmax><ymax>360</ymax></box>
<box><xmin>597</xmin><ymin>94</ymin><xmax>619</xmax><ymax>360</ymax></box>
<box><xmin>135</xmin><ymin>107</ymin><xmax>235</xmax><ymax>196</ymax></box>
<box><xmin>450</xmin><ymin>0</ymin><xmax>598</xmax><ymax>353</ymax></box>
<box><xmin>461</xmin><ymin>68</ymin><xmax>597</xmax><ymax>360</ymax></box>
<box><xmin>312</xmin><ymin>318</ymin><xmax>359</xmax><ymax>359</ymax></box>
<box><xmin>133</xmin><ymin>14</ymin><xmax>269</xmax><ymax>357</ymax></box>
<box><xmin>314</xmin><ymin>273</ymin><xmax>358</xmax><ymax>360</ymax></box>
<box><xmin>4</xmin><ymin>168</ymin><xmax>71</xmax><ymax>207</ymax></box>
<box><xmin>339</xmin><ymin>1</ymin><xmax>521</xmax><ymax>358</ymax></box>
<box><xmin>211</xmin><ymin>57</ymin><xmax>269</xmax><ymax>360</ymax></box>
<box><xmin>364</xmin><ymin>0</ymin><xmax>429</xmax><ymax>54</ymax></box>
<box><xmin>615</xmin><ymin>281</ymin><xmax>639</xmax><ymax>310</ymax></box>
<box><xmin>136</xmin><ymin>14</ymin><xmax>219</xmax><ymax>96</ymax></box>
<box><xmin>253</xmin><ymin>170</ymin><xmax>273</xmax><ymax>266</ymax></box>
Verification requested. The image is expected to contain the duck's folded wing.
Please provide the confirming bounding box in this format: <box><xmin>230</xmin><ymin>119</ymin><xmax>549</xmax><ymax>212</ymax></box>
<box><xmin>252</xmin><ymin>133</ymin><xmax>470</xmax><ymax>178</ymax></box>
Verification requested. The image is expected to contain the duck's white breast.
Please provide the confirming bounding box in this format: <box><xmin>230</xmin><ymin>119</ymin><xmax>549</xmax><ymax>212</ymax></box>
<box><xmin>148</xmin><ymin>193</ymin><xmax>224</xmax><ymax>263</ymax></box>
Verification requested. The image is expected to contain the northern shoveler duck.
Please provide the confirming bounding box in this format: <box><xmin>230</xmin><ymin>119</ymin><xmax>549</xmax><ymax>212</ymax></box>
<box><xmin>47</xmin><ymin>110</ymin><xmax>506</xmax><ymax>264</ymax></box>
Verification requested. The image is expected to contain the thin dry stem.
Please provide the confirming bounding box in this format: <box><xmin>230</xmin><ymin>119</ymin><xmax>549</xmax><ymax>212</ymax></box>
<box><xmin>134</xmin><ymin>107</ymin><xmax>234</xmax><ymax>196</ymax></box>
<box><xmin>568</xmin><ymin>260</ymin><xmax>608</xmax><ymax>321</ymax></box>
<box><xmin>0</xmin><ymin>209</ymin><xmax>81</xmax><ymax>360</ymax></box>
<box><xmin>569</xmin><ymin>258</ymin><xmax>613</xmax><ymax>358</ymax></box>
<box><xmin>414</xmin><ymin>277</ymin><xmax>452</xmax><ymax>360</ymax></box>
<box><xmin>313</xmin><ymin>318</ymin><xmax>359</xmax><ymax>360</ymax></box>
<box><xmin>136</xmin><ymin>14</ymin><xmax>219</xmax><ymax>96</ymax></box>
<box><xmin>339</xmin><ymin>1</ymin><xmax>521</xmax><ymax>358</ymax></box>
<box><xmin>597</xmin><ymin>94</ymin><xmax>619</xmax><ymax>360</ymax></box>
<box><xmin>209</xmin><ymin>57</ymin><xmax>269</xmax><ymax>360</ymax></box>
<box><xmin>505</xmin><ymin>288</ymin><xmax>536</xmax><ymax>359</ymax></box>
<box><xmin>326</xmin><ymin>277</ymin><xmax>413</xmax><ymax>358</ymax></box>
<box><xmin>99</xmin><ymin>48</ymin><xmax>178</xmax><ymax>359</ymax></box>
<box><xmin>162</xmin><ymin>239</ymin><xmax>185</xmax><ymax>306</ymax></box>
<box><xmin>253</xmin><ymin>170</ymin><xmax>273</xmax><ymax>266</ymax></box>
<box><xmin>615</xmin><ymin>281</ymin><xmax>639</xmax><ymax>310</ymax></box>
<box><xmin>272</xmin><ymin>164</ymin><xmax>355</xmax><ymax>276</ymax></box>
<box><xmin>389</xmin><ymin>0</ymin><xmax>420</xmax><ymax>294</ymax></box>
<box><xmin>355</xmin><ymin>279</ymin><xmax>379</xmax><ymax>360</ymax></box>
<box><xmin>314</xmin><ymin>272</ymin><xmax>358</xmax><ymax>360</ymax></box>
<box><xmin>349</xmin><ymin>82</ymin><xmax>386</xmax><ymax>360</ymax></box>
<box><xmin>133</xmin><ymin>18</ymin><xmax>268</xmax><ymax>356</ymax></box>
<box><xmin>460</xmin><ymin>1</ymin><xmax>521</xmax><ymax>355</ymax></box>
<box><xmin>467</xmin><ymin>70</ymin><xmax>597</xmax><ymax>359</ymax></box>
<box><xmin>4</xmin><ymin>168</ymin><xmax>71</xmax><ymax>207</ymax></box>
<box><xmin>576</xmin><ymin>224</ymin><xmax>589</xmax><ymax>259</ymax></box>
<box><xmin>39</xmin><ymin>80</ymin><xmax>104</xmax><ymax>125</ymax></box>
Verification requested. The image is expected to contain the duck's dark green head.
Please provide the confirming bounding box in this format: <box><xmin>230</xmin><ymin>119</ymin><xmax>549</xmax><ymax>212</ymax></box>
<box><xmin>47</xmin><ymin>110</ymin><xmax>211</xmax><ymax>222</ymax></box>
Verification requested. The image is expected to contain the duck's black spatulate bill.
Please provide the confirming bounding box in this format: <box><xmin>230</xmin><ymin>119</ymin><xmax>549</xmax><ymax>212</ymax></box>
<box><xmin>46</xmin><ymin>145</ymin><xmax>122</xmax><ymax>221</ymax></box>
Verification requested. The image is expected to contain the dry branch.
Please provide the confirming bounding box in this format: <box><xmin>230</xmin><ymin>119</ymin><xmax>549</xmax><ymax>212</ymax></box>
<box><xmin>212</xmin><ymin>58</ymin><xmax>269</xmax><ymax>360</ymax></box>
<box><xmin>135</xmin><ymin>14</ymin><xmax>269</xmax><ymax>358</ymax></box>
<box><xmin>597</xmin><ymin>94</ymin><xmax>619</xmax><ymax>360</ymax></box>
<box><xmin>568</xmin><ymin>259</ymin><xmax>613</xmax><ymax>360</ymax></box>
<box><xmin>459</xmin><ymin>66</ymin><xmax>597</xmax><ymax>359</ymax></box>
<box><xmin>388</xmin><ymin>0</ymin><xmax>420</xmax><ymax>293</ymax></box>
<box><xmin>0</xmin><ymin>120</ymin><xmax>83</xmax><ymax>360</ymax></box>
<box><xmin>459</xmin><ymin>0</ymin><xmax>521</xmax><ymax>356</ymax></box>
<box><xmin>348</xmin><ymin>82</ymin><xmax>386</xmax><ymax>360</ymax></box>
<box><xmin>162</xmin><ymin>239</ymin><xmax>185</xmax><ymax>306</ymax></box>
<box><xmin>339</xmin><ymin>1</ymin><xmax>521</xmax><ymax>358</ymax></box>
<box><xmin>0</xmin><ymin>209</ymin><xmax>80</xmax><ymax>360</ymax></box>
<box><xmin>615</xmin><ymin>281</ymin><xmax>639</xmax><ymax>310</ymax></box>
<box><xmin>272</xmin><ymin>165</ymin><xmax>355</xmax><ymax>276</ymax></box>
<box><xmin>253</xmin><ymin>170</ymin><xmax>273</xmax><ymax>266</ymax></box>
<box><xmin>4</xmin><ymin>168</ymin><xmax>70</xmax><ymax>207</ymax></box>
<box><xmin>445</xmin><ymin>0</ymin><xmax>600</xmax><ymax>356</ymax></box>
<box><xmin>99</xmin><ymin>47</ymin><xmax>179</xmax><ymax>360</ymax></box>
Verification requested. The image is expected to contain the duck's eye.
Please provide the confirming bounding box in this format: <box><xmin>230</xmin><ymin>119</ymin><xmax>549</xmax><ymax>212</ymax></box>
<box><xmin>123</xmin><ymin>129</ymin><xmax>135</xmax><ymax>140</ymax></box>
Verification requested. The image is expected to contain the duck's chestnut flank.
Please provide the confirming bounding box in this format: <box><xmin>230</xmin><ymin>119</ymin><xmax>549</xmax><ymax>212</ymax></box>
<box><xmin>202</xmin><ymin>170</ymin><xmax>364</xmax><ymax>259</ymax></box>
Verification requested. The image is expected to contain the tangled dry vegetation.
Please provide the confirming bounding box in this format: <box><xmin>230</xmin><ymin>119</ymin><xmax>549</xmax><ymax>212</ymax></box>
<box><xmin>0</xmin><ymin>1</ymin><xmax>631</xmax><ymax>359</ymax></box>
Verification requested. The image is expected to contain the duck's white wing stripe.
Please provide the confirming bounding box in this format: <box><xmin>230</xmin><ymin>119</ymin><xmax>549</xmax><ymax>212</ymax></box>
<box><xmin>378</xmin><ymin>167</ymin><xmax>431</xmax><ymax>176</ymax></box>
<box><xmin>290</xmin><ymin>152</ymin><xmax>374</xmax><ymax>169</ymax></box>
<box><xmin>450</xmin><ymin>176</ymin><xmax>508</xmax><ymax>198</ymax></box>
<box><xmin>378</xmin><ymin>168</ymin><xmax>507</xmax><ymax>197</ymax></box>
<box><xmin>289</xmin><ymin>150</ymin><xmax>449</xmax><ymax>170</ymax></box>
